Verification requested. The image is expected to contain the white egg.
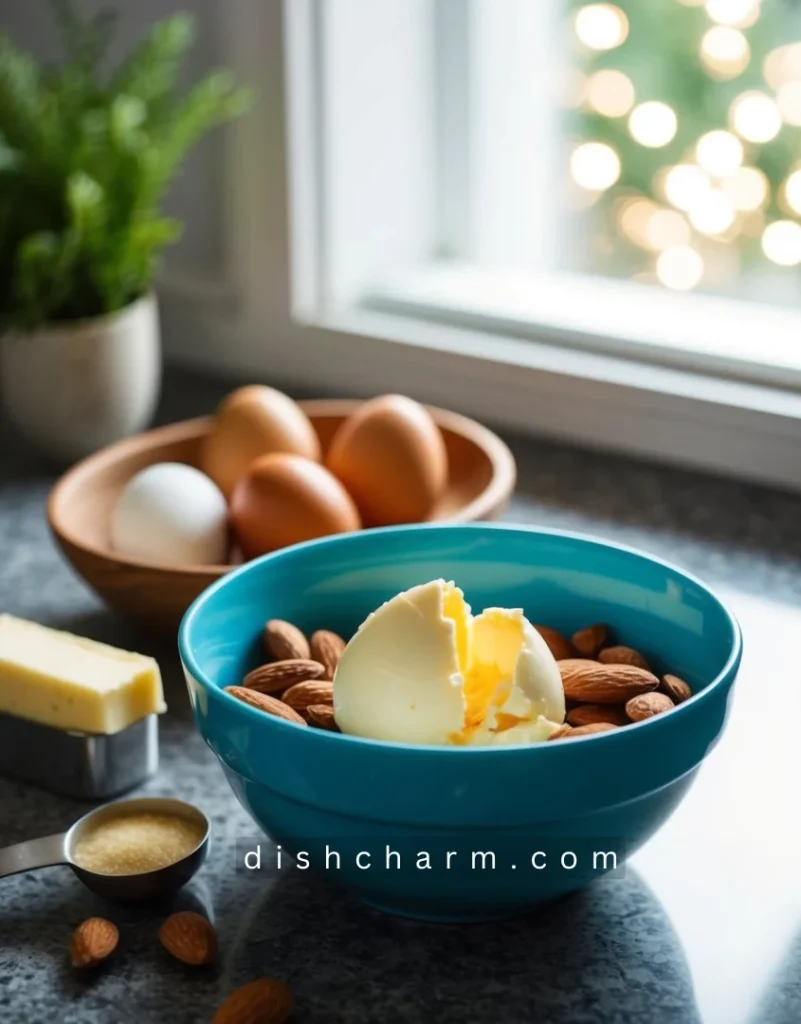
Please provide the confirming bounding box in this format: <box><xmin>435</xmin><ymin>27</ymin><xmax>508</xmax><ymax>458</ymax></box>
<box><xmin>333</xmin><ymin>580</ymin><xmax>564</xmax><ymax>746</ymax></box>
<box><xmin>111</xmin><ymin>463</ymin><xmax>229</xmax><ymax>566</ymax></box>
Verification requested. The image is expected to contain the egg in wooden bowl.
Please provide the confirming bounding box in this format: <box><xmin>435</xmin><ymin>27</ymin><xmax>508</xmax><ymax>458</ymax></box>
<box><xmin>48</xmin><ymin>397</ymin><xmax>516</xmax><ymax>632</ymax></box>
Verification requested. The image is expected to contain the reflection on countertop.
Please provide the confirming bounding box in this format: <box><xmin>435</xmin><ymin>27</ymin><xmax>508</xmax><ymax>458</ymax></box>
<box><xmin>1</xmin><ymin>366</ymin><xmax>800</xmax><ymax>1024</ymax></box>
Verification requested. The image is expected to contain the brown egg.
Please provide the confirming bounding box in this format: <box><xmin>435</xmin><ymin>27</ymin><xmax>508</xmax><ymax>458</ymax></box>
<box><xmin>325</xmin><ymin>395</ymin><xmax>448</xmax><ymax>526</ymax></box>
<box><xmin>201</xmin><ymin>386</ymin><xmax>321</xmax><ymax>498</ymax></box>
<box><xmin>230</xmin><ymin>453</ymin><xmax>361</xmax><ymax>558</ymax></box>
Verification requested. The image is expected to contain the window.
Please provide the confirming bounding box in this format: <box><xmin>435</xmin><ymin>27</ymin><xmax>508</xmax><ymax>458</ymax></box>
<box><xmin>166</xmin><ymin>0</ymin><xmax>801</xmax><ymax>492</ymax></box>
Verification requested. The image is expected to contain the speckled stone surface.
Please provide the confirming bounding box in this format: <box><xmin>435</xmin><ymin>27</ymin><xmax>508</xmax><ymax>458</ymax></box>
<box><xmin>1</xmin><ymin>368</ymin><xmax>800</xmax><ymax>1024</ymax></box>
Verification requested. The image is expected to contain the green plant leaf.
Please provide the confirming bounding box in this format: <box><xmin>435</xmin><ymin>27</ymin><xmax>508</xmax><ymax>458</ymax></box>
<box><xmin>0</xmin><ymin>35</ymin><xmax>45</xmax><ymax>156</ymax></box>
<box><xmin>110</xmin><ymin>13</ymin><xmax>195</xmax><ymax>106</ymax></box>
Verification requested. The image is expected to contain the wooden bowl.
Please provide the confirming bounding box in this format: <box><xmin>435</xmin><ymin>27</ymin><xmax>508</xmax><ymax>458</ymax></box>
<box><xmin>47</xmin><ymin>400</ymin><xmax>516</xmax><ymax>633</ymax></box>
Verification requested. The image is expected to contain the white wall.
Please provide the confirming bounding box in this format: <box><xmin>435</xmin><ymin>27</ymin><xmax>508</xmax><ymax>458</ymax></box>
<box><xmin>0</xmin><ymin>0</ymin><xmax>228</xmax><ymax>283</ymax></box>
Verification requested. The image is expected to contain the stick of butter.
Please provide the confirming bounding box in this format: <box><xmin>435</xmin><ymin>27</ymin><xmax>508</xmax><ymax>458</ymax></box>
<box><xmin>0</xmin><ymin>615</ymin><xmax>166</xmax><ymax>734</ymax></box>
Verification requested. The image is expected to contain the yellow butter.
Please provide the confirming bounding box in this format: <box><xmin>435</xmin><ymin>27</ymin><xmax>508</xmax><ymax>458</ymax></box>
<box><xmin>0</xmin><ymin>614</ymin><xmax>165</xmax><ymax>734</ymax></box>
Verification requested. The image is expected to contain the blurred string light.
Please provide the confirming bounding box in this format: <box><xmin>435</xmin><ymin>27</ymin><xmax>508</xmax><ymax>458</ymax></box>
<box><xmin>574</xmin><ymin>4</ymin><xmax>629</xmax><ymax>51</ymax></box>
<box><xmin>722</xmin><ymin>166</ymin><xmax>768</xmax><ymax>210</ymax></box>
<box><xmin>646</xmin><ymin>209</ymin><xmax>692</xmax><ymax>249</ymax></box>
<box><xmin>705</xmin><ymin>0</ymin><xmax>760</xmax><ymax>29</ymax></box>
<box><xmin>763</xmin><ymin>43</ymin><xmax>801</xmax><ymax>89</ymax></box>
<box><xmin>783</xmin><ymin>169</ymin><xmax>801</xmax><ymax>215</ymax></box>
<box><xmin>618</xmin><ymin>197</ymin><xmax>660</xmax><ymax>247</ymax></box>
<box><xmin>689</xmin><ymin>190</ymin><xmax>736</xmax><ymax>234</ymax></box>
<box><xmin>656</xmin><ymin>246</ymin><xmax>705</xmax><ymax>290</ymax></box>
<box><xmin>662</xmin><ymin>164</ymin><xmax>712</xmax><ymax>210</ymax></box>
<box><xmin>570</xmin><ymin>141</ymin><xmax>621</xmax><ymax>189</ymax></box>
<box><xmin>586</xmin><ymin>69</ymin><xmax>635</xmax><ymax>116</ymax></box>
<box><xmin>696</xmin><ymin>130</ymin><xmax>743</xmax><ymax>176</ymax></box>
<box><xmin>776</xmin><ymin>82</ymin><xmax>801</xmax><ymax>125</ymax></box>
<box><xmin>700</xmin><ymin>26</ymin><xmax>750</xmax><ymax>79</ymax></box>
<box><xmin>729</xmin><ymin>91</ymin><xmax>781</xmax><ymax>142</ymax></box>
<box><xmin>762</xmin><ymin>220</ymin><xmax>801</xmax><ymax>265</ymax></box>
<box><xmin>628</xmin><ymin>101</ymin><xmax>678</xmax><ymax>146</ymax></box>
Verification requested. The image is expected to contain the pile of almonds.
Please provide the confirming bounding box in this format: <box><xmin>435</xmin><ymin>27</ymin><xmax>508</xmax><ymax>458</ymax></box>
<box><xmin>536</xmin><ymin>622</ymin><xmax>693</xmax><ymax>740</ymax></box>
<box><xmin>225</xmin><ymin>616</ymin><xmax>693</xmax><ymax>742</ymax></box>
<box><xmin>225</xmin><ymin>619</ymin><xmax>345</xmax><ymax>730</ymax></box>
<box><xmin>71</xmin><ymin>912</ymin><xmax>293</xmax><ymax>1023</ymax></box>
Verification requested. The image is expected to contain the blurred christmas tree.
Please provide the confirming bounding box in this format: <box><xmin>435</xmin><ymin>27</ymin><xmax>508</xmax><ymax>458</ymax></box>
<box><xmin>566</xmin><ymin>0</ymin><xmax>801</xmax><ymax>295</ymax></box>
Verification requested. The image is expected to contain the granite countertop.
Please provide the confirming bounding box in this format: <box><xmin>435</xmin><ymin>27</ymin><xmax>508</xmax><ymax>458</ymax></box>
<box><xmin>1</xmin><ymin>368</ymin><xmax>801</xmax><ymax>1024</ymax></box>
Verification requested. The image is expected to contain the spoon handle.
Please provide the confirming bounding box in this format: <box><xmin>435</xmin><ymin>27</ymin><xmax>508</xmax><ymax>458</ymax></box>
<box><xmin>0</xmin><ymin>833</ymin><xmax>67</xmax><ymax>878</ymax></box>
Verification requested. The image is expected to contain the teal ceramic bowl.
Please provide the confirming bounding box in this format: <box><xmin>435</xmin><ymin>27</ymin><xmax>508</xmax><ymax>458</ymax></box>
<box><xmin>179</xmin><ymin>524</ymin><xmax>741</xmax><ymax>921</ymax></box>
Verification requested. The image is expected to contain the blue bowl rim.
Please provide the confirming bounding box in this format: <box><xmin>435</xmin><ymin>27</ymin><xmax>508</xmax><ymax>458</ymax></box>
<box><xmin>178</xmin><ymin>522</ymin><xmax>743</xmax><ymax>754</ymax></box>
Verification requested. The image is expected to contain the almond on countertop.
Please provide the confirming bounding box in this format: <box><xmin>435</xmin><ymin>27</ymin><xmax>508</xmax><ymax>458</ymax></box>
<box><xmin>661</xmin><ymin>673</ymin><xmax>693</xmax><ymax>704</ymax></box>
<box><xmin>281</xmin><ymin>680</ymin><xmax>334</xmax><ymax>713</ymax></box>
<box><xmin>310</xmin><ymin>629</ymin><xmax>346</xmax><ymax>679</ymax></box>
<box><xmin>70</xmin><ymin>917</ymin><xmax>119</xmax><ymax>968</ymax></box>
<box><xmin>559</xmin><ymin>660</ymin><xmax>660</xmax><ymax>704</ymax></box>
<box><xmin>598</xmin><ymin>645</ymin><xmax>651</xmax><ymax>671</ymax></box>
<box><xmin>566</xmin><ymin>703</ymin><xmax>630</xmax><ymax>727</ymax></box>
<box><xmin>307</xmin><ymin>704</ymin><xmax>339</xmax><ymax>730</ymax></box>
<box><xmin>211</xmin><ymin>977</ymin><xmax>294</xmax><ymax>1024</ymax></box>
<box><xmin>263</xmin><ymin>619</ymin><xmax>310</xmax><ymax>662</ymax></box>
<box><xmin>534</xmin><ymin>625</ymin><xmax>575</xmax><ymax>661</ymax></box>
<box><xmin>159</xmin><ymin>911</ymin><xmax>217</xmax><ymax>966</ymax></box>
<box><xmin>225</xmin><ymin>686</ymin><xmax>307</xmax><ymax>725</ymax></box>
<box><xmin>571</xmin><ymin>623</ymin><xmax>609</xmax><ymax>658</ymax></box>
<box><xmin>626</xmin><ymin>692</ymin><xmax>675</xmax><ymax>722</ymax></box>
<box><xmin>243</xmin><ymin>659</ymin><xmax>325</xmax><ymax>693</ymax></box>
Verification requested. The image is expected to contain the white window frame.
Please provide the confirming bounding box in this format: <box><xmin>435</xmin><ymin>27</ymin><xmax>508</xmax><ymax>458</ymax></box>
<box><xmin>160</xmin><ymin>0</ymin><xmax>801</xmax><ymax>493</ymax></box>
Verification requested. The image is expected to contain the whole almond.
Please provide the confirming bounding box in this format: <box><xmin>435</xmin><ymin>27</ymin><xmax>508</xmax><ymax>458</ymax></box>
<box><xmin>550</xmin><ymin>722</ymin><xmax>617</xmax><ymax>740</ymax></box>
<box><xmin>626</xmin><ymin>692</ymin><xmax>675</xmax><ymax>722</ymax></box>
<box><xmin>306</xmin><ymin>704</ymin><xmax>339</xmax><ymax>731</ymax></box>
<box><xmin>559</xmin><ymin>659</ymin><xmax>659</xmax><ymax>703</ymax></box>
<box><xmin>243</xmin><ymin>659</ymin><xmax>325</xmax><ymax>693</ymax></box>
<box><xmin>70</xmin><ymin>917</ymin><xmax>119</xmax><ymax>968</ymax></box>
<box><xmin>159</xmin><ymin>911</ymin><xmax>217</xmax><ymax>966</ymax></box>
<box><xmin>264</xmin><ymin>619</ymin><xmax>310</xmax><ymax>661</ymax></box>
<box><xmin>212</xmin><ymin>977</ymin><xmax>294</xmax><ymax>1024</ymax></box>
<box><xmin>572</xmin><ymin>624</ymin><xmax>609</xmax><ymax>658</ymax></box>
<box><xmin>310</xmin><ymin>629</ymin><xmax>346</xmax><ymax>679</ymax></box>
<box><xmin>598</xmin><ymin>645</ymin><xmax>651</xmax><ymax>671</ymax></box>
<box><xmin>225</xmin><ymin>686</ymin><xmax>307</xmax><ymax>725</ymax></box>
<box><xmin>534</xmin><ymin>625</ymin><xmax>575</xmax><ymax>661</ymax></box>
<box><xmin>281</xmin><ymin>680</ymin><xmax>334</xmax><ymax>713</ymax></box>
<box><xmin>566</xmin><ymin>703</ymin><xmax>629</xmax><ymax>727</ymax></box>
<box><xmin>661</xmin><ymin>673</ymin><xmax>692</xmax><ymax>704</ymax></box>
<box><xmin>548</xmin><ymin>723</ymin><xmax>574</xmax><ymax>740</ymax></box>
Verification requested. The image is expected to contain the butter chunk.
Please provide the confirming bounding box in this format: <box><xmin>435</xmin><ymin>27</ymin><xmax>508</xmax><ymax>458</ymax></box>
<box><xmin>0</xmin><ymin>615</ymin><xmax>166</xmax><ymax>734</ymax></box>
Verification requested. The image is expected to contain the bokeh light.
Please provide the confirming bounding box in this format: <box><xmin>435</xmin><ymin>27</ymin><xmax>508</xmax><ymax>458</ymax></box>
<box><xmin>730</xmin><ymin>91</ymin><xmax>781</xmax><ymax>143</ymax></box>
<box><xmin>783</xmin><ymin>169</ymin><xmax>801</xmax><ymax>215</ymax></box>
<box><xmin>696</xmin><ymin>130</ymin><xmax>743</xmax><ymax>176</ymax></box>
<box><xmin>688</xmin><ymin>190</ymin><xmax>736</xmax><ymax>235</ymax></box>
<box><xmin>700</xmin><ymin>26</ymin><xmax>750</xmax><ymax>79</ymax></box>
<box><xmin>704</xmin><ymin>0</ymin><xmax>760</xmax><ymax>29</ymax></box>
<box><xmin>570</xmin><ymin>142</ymin><xmax>621</xmax><ymax>190</ymax></box>
<box><xmin>618</xmin><ymin>198</ymin><xmax>660</xmax><ymax>248</ymax></box>
<box><xmin>721</xmin><ymin>166</ymin><xmax>768</xmax><ymax>210</ymax></box>
<box><xmin>663</xmin><ymin>164</ymin><xmax>712</xmax><ymax>211</ymax></box>
<box><xmin>763</xmin><ymin>43</ymin><xmax>801</xmax><ymax>90</ymax></box>
<box><xmin>762</xmin><ymin>220</ymin><xmax>801</xmax><ymax>265</ymax></box>
<box><xmin>585</xmin><ymin>69</ymin><xmax>635</xmax><ymax>116</ymax></box>
<box><xmin>574</xmin><ymin>4</ymin><xmax>629</xmax><ymax>51</ymax></box>
<box><xmin>776</xmin><ymin>82</ymin><xmax>801</xmax><ymax>126</ymax></box>
<box><xmin>656</xmin><ymin>246</ymin><xmax>705</xmax><ymax>290</ymax></box>
<box><xmin>645</xmin><ymin>209</ymin><xmax>692</xmax><ymax>250</ymax></box>
<box><xmin>628</xmin><ymin>101</ymin><xmax>678</xmax><ymax>147</ymax></box>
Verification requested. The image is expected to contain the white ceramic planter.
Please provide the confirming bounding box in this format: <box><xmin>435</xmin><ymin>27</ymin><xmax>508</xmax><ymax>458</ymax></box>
<box><xmin>0</xmin><ymin>294</ymin><xmax>161</xmax><ymax>462</ymax></box>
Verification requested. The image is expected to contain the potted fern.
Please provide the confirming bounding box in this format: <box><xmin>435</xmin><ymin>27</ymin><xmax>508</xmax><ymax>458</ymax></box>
<box><xmin>0</xmin><ymin>4</ymin><xmax>251</xmax><ymax>460</ymax></box>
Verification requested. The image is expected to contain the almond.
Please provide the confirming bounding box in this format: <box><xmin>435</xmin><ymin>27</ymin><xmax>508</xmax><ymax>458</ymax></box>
<box><xmin>159</xmin><ymin>911</ymin><xmax>217</xmax><ymax>966</ymax></box>
<box><xmin>549</xmin><ymin>722</ymin><xmax>617</xmax><ymax>740</ymax></box>
<box><xmin>626</xmin><ymin>692</ymin><xmax>675</xmax><ymax>722</ymax></box>
<box><xmin>558</xmin><ymin>659</ymin><xmax>659</xmax><ymax>704</ymax></box>
<box><xmin>661</xmin><ymin>673</ymin><xmax>692</xmax><ymax>704</ymax></box>
<box><xmin>598</xmin><ymin>645</ymin><xmax>650</xmax><ymax>671</ymax></box>
<box><xmin>225</xmin><ymin>686</ymin><xmax>307</xmax><ymax>725</ymax></box>
<box><xmin>548</xmin><ymin>723</ymin><xmax>574</xmax><ymax>740</ymax></box>
<box><xmin>264</xmin><ymin>619</ymin><xmax>310</xmax><ymax>661</ymax></box>
<box><xmin>534</xmin><ymin>625</ymin><xmax>575</xmax><ymax>661</ymax></box>
<box><xmin>243</xmin><ymin>659</ymin><xmax>325</xmax><ymax>693</ymax></box>
<box><xmin>281</xmin><ymin>680</ymin><xmax>334</xmax><ymax>713</ymax></box>
<box><xmin>310</xmin><ymin>629</ymin><xmax>346</xmax><ymax>679</ymax></box>
<box><xmin>566</xmin><ymin>703</ymin><xmax>629</xmax><ymax>727</ymax></box>
<box><xmin>307</xmin><ymin>704</ymin><xmax>339</xmax><ymax>731</ymax></box>
<box><xmin>571</xmin><ymin>623</ymin><xmax>609</xmax><ymax>658</ymax></box>
<box><xmin>70</xmin><ymin>917</ymin><xmax>119</xmax><ymax>968</ymax></box>
<box><xmin>212</xmin><ymin>977</ymin><xmax>294</xmax><ymax>1024</ymax></box>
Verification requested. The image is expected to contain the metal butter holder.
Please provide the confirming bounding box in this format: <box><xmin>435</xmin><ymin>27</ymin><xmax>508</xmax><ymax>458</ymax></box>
<box><xmin>0</xmin><ymin>712</ymin><xmax>158</xmax><ymax>799</ymax></box>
